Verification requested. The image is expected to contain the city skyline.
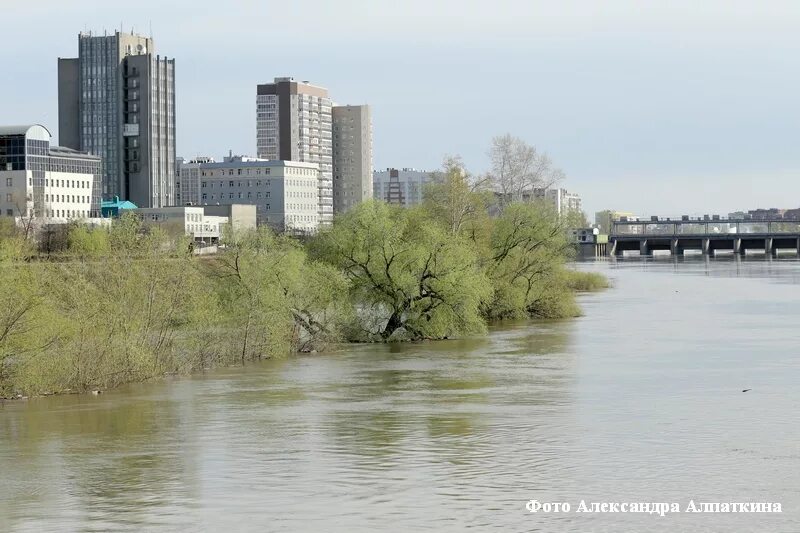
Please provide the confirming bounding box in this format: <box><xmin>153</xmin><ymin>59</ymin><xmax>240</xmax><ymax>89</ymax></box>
<box><xmin>4</xmin><ymin>1</ymin><xmax>800</xmax><ymax>216</ymax></box>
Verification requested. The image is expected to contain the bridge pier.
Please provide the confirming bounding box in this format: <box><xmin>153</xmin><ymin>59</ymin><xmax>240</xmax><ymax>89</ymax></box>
<box><xmin>639</xmin><ymin>239</ymin><xmax>651</xmax><ymax>256</ymax></box>
<box><xmin>670</xmin><ymin>238</ymin><xmax>683</xmax><ymax>256</ymax></box>
<box><xmin>734</xmin><ymin>238</ymin><xmax>743</xmax><ymax>255</ymax></box>
<box><xmin>765</xmin><ymin>237</ymin><xmax>774</xmax><ymax>256</ymax></box>
<box><xmin>702</xmin><ymin>238</ymin><xmax>710</xmax><ymax>255</ymax></box>
<box><xmin>610</xmin><ymin>240</ymin><xmax>617</xmax><ymax>256</ymax></box>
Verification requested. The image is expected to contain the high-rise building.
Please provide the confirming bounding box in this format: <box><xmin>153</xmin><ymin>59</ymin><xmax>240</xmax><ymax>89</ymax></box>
<box><xmin>373</xmin><ymin>168</ymin><xmax>435</xmax><ymax>208</ymax></box>
<box><xmin>0</xmin><ymin>124</ymin><xmax>101</xmax><ymax>221</ymax></box>
<box><xmin>58</xmin><ymin>31</ymin><xmax>176</xmax><ymax>208</ymax></box>
<box><xmin>332</xmin><ymin>105</ymin><xmax>373</xmax><ymax>213</ymax></box>
<box><xmin>256</xmin><ymin>77</ymin><xmax>333</xmax><ymax>225</ymax></box>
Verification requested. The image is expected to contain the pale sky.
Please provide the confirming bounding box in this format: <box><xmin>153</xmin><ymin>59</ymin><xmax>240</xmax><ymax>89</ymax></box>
<box><xmin>4</xmin><ymin>0</ymin><xmax>800</xmax><ymax>216</ymax></box>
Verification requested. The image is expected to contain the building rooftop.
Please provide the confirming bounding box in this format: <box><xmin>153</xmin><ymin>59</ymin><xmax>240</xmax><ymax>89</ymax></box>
<box><xmin>180</xmin><ymin>159</ymin><xmax>319</xmax><ymax>170</ymax></box>
<box><xmin>0</xmin><ymin>124</ymin><xmax>51</xmax><ymax>138</ymax></box>
<box><xmin>101</xmin><ymin>196</ymin><xmax>138</xmax><ymax>210</ymax></box>
<box><xmin>49</xmin><ymin>145</ymin><xmax>101</xmax><ymax>159</ymax></box>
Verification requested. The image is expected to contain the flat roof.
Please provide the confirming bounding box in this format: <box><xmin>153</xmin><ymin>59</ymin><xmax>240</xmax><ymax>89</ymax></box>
<box><xmin>180</xmin><ymin>160</ymin><xmax>319</xmax><ymax>170</ymax></box>
<box><xmin>49</xmin><ymin>145</ymin><xmax>101</xmax><ymax>160</ymax></box>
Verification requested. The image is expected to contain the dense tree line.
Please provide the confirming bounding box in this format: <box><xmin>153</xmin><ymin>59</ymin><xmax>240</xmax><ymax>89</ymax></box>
<box><xmin>0</xmin><ymin>148</ymin><xmax>605</xmax><ymax>397</ymax></box>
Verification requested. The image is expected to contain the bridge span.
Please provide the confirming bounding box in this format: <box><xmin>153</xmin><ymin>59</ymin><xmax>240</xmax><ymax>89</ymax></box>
<box><xmin>610</xmin><ymin>218</ymin><xmax>800</xmax><ymax>256</ymax></box>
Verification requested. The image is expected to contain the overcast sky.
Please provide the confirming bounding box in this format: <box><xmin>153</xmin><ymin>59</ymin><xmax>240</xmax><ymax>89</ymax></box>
<box><xmin>4</xmin><ymin>0</ymin><xmax>800</xmax><ymax>216</ymax></box>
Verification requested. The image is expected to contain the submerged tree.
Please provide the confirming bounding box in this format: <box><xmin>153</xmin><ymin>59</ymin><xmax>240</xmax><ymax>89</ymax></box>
<box><xmin>482</xmin><ymin>202</ymin><xmax>578</xmax><ymax>319</ymax></box>
<box><xmin>312</xmin><ymin>201</ymin><xmax>491</xmax><ymax>341</ymax></box>
<box><xmin>207</xmin><ymin>228</ymin><xmax>348</xmax><ymax>359</ymax></box>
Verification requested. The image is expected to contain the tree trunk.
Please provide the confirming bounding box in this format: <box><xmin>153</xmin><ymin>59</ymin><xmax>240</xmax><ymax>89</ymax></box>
<box><xmin>381</xmin><ymin>311</ymin><xmax>404</xmax><ymax>340</ymax></box>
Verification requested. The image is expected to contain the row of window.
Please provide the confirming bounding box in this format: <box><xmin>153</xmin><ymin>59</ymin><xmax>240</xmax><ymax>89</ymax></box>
<box><xmin>46</xmin><ymin>209</ymin><xmax>91</xmax><ymax>219</ymax></box>
<box><xmin>45</xmin><ymin>194</ymin><xmax>91</xmax><ymax>204</ymax></box>
<box><xmin>193</xmin><ymin>167</ymin><xmax>317</xmax><ymax>178</ymax></box>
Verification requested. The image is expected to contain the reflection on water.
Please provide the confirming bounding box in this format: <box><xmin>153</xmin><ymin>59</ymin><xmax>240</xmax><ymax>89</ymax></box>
<box><xmin>2</xmin><ymin>258</ymin><xmax>800</xmax><ymax>532</ymax></box>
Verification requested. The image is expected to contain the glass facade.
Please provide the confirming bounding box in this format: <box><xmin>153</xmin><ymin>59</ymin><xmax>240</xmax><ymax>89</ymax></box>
<box><xmin>0</xmin><ymin>135</ymin><xmax>28</xmax><ymax>171</ymax></box>
<box><xmin>0</xmin><ymin>128</ymin><xmax>102</xmax><ymax>219</ymax></box>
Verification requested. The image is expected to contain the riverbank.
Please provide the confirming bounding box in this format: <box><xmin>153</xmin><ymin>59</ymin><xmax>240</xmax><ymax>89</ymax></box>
<box><xmin>1</xmin><ymin>195</ymin><xmax>607</xmax><ymax>398</ymax></box>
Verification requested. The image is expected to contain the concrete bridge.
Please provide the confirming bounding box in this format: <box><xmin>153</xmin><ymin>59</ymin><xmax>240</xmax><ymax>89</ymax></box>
<box><xmin>610</xmin><ymin>218</ymin><xmax>800</xmax><ymax>256</ymax></box>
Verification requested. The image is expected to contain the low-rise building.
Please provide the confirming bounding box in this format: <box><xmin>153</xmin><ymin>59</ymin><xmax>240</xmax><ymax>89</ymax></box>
<box><xmin>571</xmin><ymin>227</ymin><xmax>610</xmax><ymax>259</ymax></box>
<box><xmin>203</xmin><ymin>204</ymin><xmax>257</xmax><ymax>234</ymax></box>
<box><xmin>372</xmin><ymin>168</ymin><xmax>434</xmax><ymax>207</ymax></box>
<box><xmin>101</xmin><ymin>196</ymin><xmax>138</xmax><ymax>218</ymax></box>
<box><xmin>595</xmin><ymin>210</ymin><xmax>637</xmax><ymax>233</ymax></box>
<box><xmin>134</xmin><ymin>206</ymin><xmax>227</xmax><ymax>243</ymax></box>
<box><xmin>0</xmin><ymin>124</ymin><xmax>101</xmax><ymax>223</ymax></box>
<box><xmin>177</xmin><ymin>156</ymin><xmax>320</xmax><ymax>232</ymax></box>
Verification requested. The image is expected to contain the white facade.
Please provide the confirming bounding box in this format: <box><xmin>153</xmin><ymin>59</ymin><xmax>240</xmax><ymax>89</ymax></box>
<box><xmin>372</xmin><ymin>168</ymin><xmax>434</xmax><ymax>208</ymax></box>
<box><xmin>534</xmin><ymin>188</ymin><xmax>582</xmax><ymax>215</ymax></box>
<box><xmin>333</xmin><ymin>105</ymin><xmax>373</xmax><ymax>213</ymax></box>
<box><xmin>177</xmin><ymin>157</ymin><xmax>320</xmax><ymax>233</ymax></box>
<box><xmin>0</xmin><ymin>125</ymin><xmax>100</xmax><ymax>223</ymax></box>
<box><xmin>134</xmin><ymin>206</ymin><xmax>227</xmax><ymax>241</ymax></box>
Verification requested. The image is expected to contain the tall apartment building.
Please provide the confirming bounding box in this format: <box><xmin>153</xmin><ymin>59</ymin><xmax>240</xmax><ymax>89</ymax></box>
<box><xmin>256</xmin><ymin>77</ymin><xmax>333</xmax><ymax>225</ymax></box>
<box><xmin>533</xmin><ymin>188</ymin><xmax>582</xmax><ymax>215</ymax></box>
<box><xmin>58</xmin><ymin>30</ymin><xmax>176</xmax><ymax>208</ymax></box>
<box><xmin>177</xmin><ymin>156</ymin><xmax>321</xmax><ymax>232</ymax></box>
<box><xmin>373</xmin><ymin>168</ymin><xmax>435</xmax><ymax>208</ymax></box>
<box><xmin>332</xmin><ymin>105</ymin><xmax>373</xmax><ymax>213</ymax></box>
<box><xmin>0</xmin><ymin>124</ymin><xmax>101</xmax><ymax>221</ymax></box>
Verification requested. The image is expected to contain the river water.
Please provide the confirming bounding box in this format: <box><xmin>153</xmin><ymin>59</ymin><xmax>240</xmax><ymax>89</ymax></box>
<box><xmin>1</xmin><ymin>257</ymin><xmax>799</xmax><ymax>532</ymax></box>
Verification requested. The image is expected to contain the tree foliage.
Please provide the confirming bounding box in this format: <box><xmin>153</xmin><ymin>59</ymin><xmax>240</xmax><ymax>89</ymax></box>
<box><xmin>0</xmin><ymin>136</ymin><xmax>605</xmax><ymax>397</ymax></box>
<box><xmin>312</xmin><ymin>201</ymin><xmax>491</xmax><ymax>341</ymax></box>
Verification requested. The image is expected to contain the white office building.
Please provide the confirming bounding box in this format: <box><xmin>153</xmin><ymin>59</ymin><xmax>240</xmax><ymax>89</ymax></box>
<box><xmin>373</xmin><ymin>168</ymin><xmax>435</xmax><ymax>208</ymax></box>
<box><xmin>177</xmin><ymin>156</ymin><xmax>320</xmax><ymax>233</ymax></box>
<box><xmin>134</xmin><ymin>206</ymin><xmax>227</xmax><ymax>242</ymax></box>
<box><xmin>0</xmin><ymin>124</ymin><xmax>101</xmax><ymax>223</ymax></box>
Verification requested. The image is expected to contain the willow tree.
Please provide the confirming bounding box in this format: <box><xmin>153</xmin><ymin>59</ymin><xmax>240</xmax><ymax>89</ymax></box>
<box><xmin>483</xmin><ymin>201</ymin><xmax>578</xmax><ymax>319</ymax></box>
<box><xmin>423</xmin><ymin>156</ymin><xmax>494</xmax><ymax>243</ymax></box>
<box><xmin>207</xmin><ymin>228</ymin><xmax>348</xmax><ymax>359</ymax></box>
<box><xmin>313</xmin><ymin>201</ymin><xmax>491</xmax><ymax>341</ymax></box>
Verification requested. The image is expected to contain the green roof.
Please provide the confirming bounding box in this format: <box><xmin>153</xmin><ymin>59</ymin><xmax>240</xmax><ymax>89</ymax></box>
<box><xmin>101</xmin><ymin>196</ymin><xmax>138</xmax><ymax>210</ymax></box>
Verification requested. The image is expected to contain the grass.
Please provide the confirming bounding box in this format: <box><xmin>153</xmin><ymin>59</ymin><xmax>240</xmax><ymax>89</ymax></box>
<box><xmin>562</xmin><ymin>270</ymin><xmax>610</xmax><ymax>292</ymax></box>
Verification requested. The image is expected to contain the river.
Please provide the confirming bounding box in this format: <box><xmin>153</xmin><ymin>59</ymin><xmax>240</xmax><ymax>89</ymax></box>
<box><xmin>1</xmin><ymin>257</ymin><xmax>799</xmax><ymax>532</ymax></box>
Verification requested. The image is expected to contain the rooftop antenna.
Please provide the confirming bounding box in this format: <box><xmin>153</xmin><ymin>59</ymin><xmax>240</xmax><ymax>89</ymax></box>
<box><xmin>149</xmin><ymin>20</ymin><xmax>153</xmax><ymax>39</ymax></box>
